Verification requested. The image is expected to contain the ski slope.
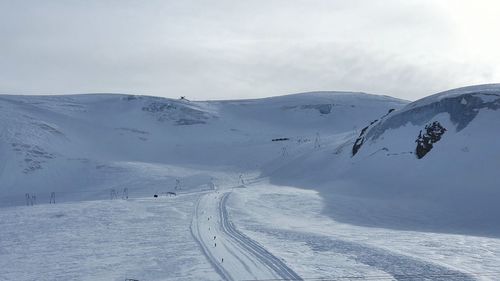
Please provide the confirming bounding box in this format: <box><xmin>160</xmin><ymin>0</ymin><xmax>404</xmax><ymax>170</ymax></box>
<box><xmin>192</xmin><ymin>189</ymin><xmax>301</xmax><ymax>281</ymax></box>
<box><xmin>0</xmin><ymin>91</ymin><xmax>405</xmax><ymax>205</ymax></box>
<box><xmin>3</xmin><ymin>178</ymin><xmax>500</xmax><ymax>281</ymax></box>
<box><xmin>0</xmin><ymin>193</ymin><xmax>220</xmax><ymax>281</ymax></box>
<box><xmin>267</xmin><ymin>84</ymin><xmax>500</xmax><ymax>236</ymax></box>
<box><xmin>227</xmin><ymin>183</ymin><xmax>499</xmax><ymax>280</ymax></box>
<box><xmin>1</xmin><ymin>85</ymin><xmax>500</xmax><ymax>280</ymax></box>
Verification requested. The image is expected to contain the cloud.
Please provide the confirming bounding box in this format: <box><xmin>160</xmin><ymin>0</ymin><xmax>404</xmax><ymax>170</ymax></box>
<box><xmin>1</xmin><ymin>0</ymin><xmax>499</xmax><ymax>100</ymax></box>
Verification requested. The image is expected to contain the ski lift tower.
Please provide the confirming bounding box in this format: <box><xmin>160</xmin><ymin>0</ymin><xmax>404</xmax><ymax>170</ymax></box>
<box><xmin>281</xmin><ymin>146</ymin><xmax>289</xmax><ymax>157</ymax></box>
<box><xmin>314</xmin><ymin>132</ymin><xmax>321</xmax><ymax>149</ymax></box>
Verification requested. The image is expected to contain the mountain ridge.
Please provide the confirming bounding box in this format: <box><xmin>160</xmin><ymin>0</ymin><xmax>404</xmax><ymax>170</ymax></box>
<box><xmin>1</xmin><ymin>84</ymin><xmax>499</xmax><ymax>236</ymax></box>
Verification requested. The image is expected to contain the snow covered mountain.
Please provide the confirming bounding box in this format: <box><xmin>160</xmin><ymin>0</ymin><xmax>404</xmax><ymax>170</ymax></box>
<box><xmin>0</xmin><ymin>91</ymin><xmax>405</xmax><ymax>206</ymax></box>
<box><xmin>269</xmin><ymin>84</ymin><xmax>500</xmax><ymax>236</ymax></box>
<box><xmin>2</xmin><ymin>85</ymin><xmax>500</xmax><ymax>281</ymax></box>
<box><xmin>1</xmin><ymin>85</ymin><xmax>499</xmax><ymax>235</ymax></box>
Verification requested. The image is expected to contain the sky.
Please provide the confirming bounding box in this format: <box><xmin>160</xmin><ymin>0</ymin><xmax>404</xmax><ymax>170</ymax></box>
<box><xmin>1</xmin><ymin>0</ymin><xmax>500</xmax><ymax>101</ymax></box>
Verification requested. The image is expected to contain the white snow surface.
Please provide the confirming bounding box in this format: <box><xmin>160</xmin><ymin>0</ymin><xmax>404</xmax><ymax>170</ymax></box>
<box><xmin>269</xmin><ymin>84</ymin><xmax>500</xmax><ymax>236</ymax></box>
<box><xmin>1</xmin><ymin>85</ymin><xmax>500</xmax><ymax>280</ymax></box>
<box><xmin>404</xmin><ymin>83</ymin><xmax>500</xmax><ymax>109</ymax></box>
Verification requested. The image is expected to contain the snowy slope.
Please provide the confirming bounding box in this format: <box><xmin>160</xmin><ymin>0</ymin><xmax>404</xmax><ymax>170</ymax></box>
<box><xmin>2</xmin><ymin>86</ymin><xmax>500</xmax><ymax>281</ymax></box>
<box><xmin>0</xmin><ymin>91</ymin><xmax>405</xmax><ymax>206</ymax></box>
<box><xmin>268</xmin><ymin>84</ymin><xmax>500</xmax><ymax>236</ymax></box>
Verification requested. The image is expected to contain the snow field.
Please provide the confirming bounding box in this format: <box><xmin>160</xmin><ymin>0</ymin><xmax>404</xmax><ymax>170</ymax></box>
<box><xmin>227</xmin><ymin>183</ymin><xmax>500</xmax><ymax>281</ymax></box>
<box><xmin>0</xmin><ymin>194</ymin><xmax>219</xmax><ymax>281</ymax></box>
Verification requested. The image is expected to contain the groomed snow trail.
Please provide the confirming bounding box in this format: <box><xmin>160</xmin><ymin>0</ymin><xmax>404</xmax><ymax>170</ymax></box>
<box><xmin>192</xmin><ymin>190</ymin><xmax>302</xmax><ymax>281</ymax></box>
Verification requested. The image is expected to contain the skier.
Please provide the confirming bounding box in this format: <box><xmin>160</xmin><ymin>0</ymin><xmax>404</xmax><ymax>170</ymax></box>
<box><xmin>214</xmin><ymin>236</ymin><xmax>216</xmax><ymax>240</ymax></box>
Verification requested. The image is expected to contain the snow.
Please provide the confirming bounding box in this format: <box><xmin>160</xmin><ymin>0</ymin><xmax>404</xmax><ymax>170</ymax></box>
<box><xmin>1</xmin><ymin>85</ymin><xmax>499</xmax><ymax>280</ymax></box>
<box><xmin>0</xmin><ymin>91</ymin><xmax>404</xmax><ymax>204</ymax></box>
<box><xmin>0</xmin><ymin>194</ymin><xmax>219</xmax><ymax>281</ymax></box>
<box><xmin>227</xmin><ymin>183</ymin><xmax>500</xmax><ymax>280</ymax></box>
<box><xmin>191</xmin><ymin>189</ymin><xmax>301</xmax><ymax>280</ymax></box>
<box><xmin>403</xmin><ymin>83</ymin><xmax>500</xmax><ymax>110</ymax></box>
<box><xmin>267</xmin><ymin>84</ymin><xmax>500</xmax><ymax>236</ymax></box>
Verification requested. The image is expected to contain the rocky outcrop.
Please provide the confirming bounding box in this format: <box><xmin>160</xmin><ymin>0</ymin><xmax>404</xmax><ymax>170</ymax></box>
<box><xmin>352</xmin><ymin>108</ymin><xmax>396</xmax><ymax>156</ymax></box>
<box><xmin>415</xmin><ymin>121</ymin><xmax>447</xmax><ymax>159</ymax></box>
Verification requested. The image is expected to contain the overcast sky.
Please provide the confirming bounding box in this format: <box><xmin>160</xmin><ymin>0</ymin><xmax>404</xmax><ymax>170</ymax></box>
<box><xmin>1</xmin><ymin>0</ymin><xmax>500</xmax><ymax>100</ymax></box>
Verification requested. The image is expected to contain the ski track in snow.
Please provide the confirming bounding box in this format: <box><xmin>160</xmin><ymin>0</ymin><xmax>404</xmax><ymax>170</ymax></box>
<box><xmin>191</xmin><ymin>194</ymin><xmax>233</xmax><ymax>281</ymax></box>
<box><xmin>228</xmin><ymin>185</ymin><xmax>488</xmax><ymax>281</ymax></box>
<box><xmin>192</xmin><ymin>189</ymin><xmax>302</xmax><ymax>281</ymax></box>
<box><xmin>260</xmin><ymin>228</ymin><xmax>476</xmax><ymax>281</ymax></box>
<box><xmin>220</xmin><ymin>192</ymin><xmax>302</xmax><ymax>281</ymax></box>
<box><xmin>192</xmin><ymin>186</ymin><xmax>476</xmax><ymax>281</ymax></box>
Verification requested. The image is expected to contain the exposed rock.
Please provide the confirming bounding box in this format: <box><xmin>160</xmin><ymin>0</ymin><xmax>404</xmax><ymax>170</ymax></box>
<box><xmin>352</xmin><ymin>109</ymin><xmax>396</xmax><ymax>156</ymax></box>
<box><xmin>415</xmin><ymin>121</ymin><xmax>447</xmax><ymax>159</ymax></box>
